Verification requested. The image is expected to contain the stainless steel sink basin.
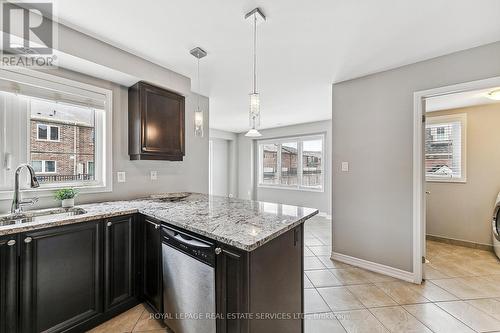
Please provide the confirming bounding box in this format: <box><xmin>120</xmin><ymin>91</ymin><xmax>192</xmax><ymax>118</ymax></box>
<box><xmin>0</xmin><ymin>207</ymin><xmax>87</xmax><ymax>227</ymax></box>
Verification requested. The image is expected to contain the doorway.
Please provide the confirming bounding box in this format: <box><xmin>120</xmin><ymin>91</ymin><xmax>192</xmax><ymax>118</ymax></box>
<box><xmin>414</xmin><ymin>76</ymin><xmax>500</xmax><ymax>283</ymax></box>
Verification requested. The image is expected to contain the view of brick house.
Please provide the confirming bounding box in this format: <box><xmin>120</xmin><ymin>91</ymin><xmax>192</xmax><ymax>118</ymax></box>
<box><xmin>262</xmin><ymin>143</ymin><xmax>322</xmax><ymax>186</ymax></box>
<box><xmin>425</xmin><ymin>124</ymin><xmax>455</xmax><ymax>176</ymax></box>
<box><xmin>29</xmin><ymin>99</ymin><xmax>95</xmax><ymax>184</ymax></box>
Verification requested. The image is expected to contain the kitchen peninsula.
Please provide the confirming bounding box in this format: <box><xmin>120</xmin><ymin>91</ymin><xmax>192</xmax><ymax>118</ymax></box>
<box><xmin>0</xmin><ymin>193</ymin><xmax>317</xmax><ymax>333</ymax></box>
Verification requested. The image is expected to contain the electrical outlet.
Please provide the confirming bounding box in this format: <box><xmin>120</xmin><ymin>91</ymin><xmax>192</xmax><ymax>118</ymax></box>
<box><xmin>150</xmin><ymin>170</ymin><xmax>158</xmax><ymax>180</ymax></box>
<box><xmin>117</xmin><ymin>172</ymin><xmax>126</xmax><ymax>183</ymax></box>
<box><xmin>341</xmin><ymin>162</ymin><xmax>349</xmax><ymax>172</ymax></box>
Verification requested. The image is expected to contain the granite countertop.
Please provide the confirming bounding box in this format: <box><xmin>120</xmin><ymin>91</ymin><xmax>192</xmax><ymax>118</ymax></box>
<box><xmin>0</xmin><ymin>193</ymin><xmax>318</xmax><ymax>251</ymax></box>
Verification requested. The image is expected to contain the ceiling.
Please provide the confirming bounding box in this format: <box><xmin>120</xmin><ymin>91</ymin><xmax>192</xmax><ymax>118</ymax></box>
<box><xmin>47</xmin><ymin>0</ymin><xmax>500</xmax><ymax>133</ymax></box>
<box><xmin>426</xmin><ymin>87</ymin><xmax>500</xmax><ymax>112</ymax></box>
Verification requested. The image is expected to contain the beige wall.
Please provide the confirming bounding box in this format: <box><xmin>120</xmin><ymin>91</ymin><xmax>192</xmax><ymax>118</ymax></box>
<box><xmin>426</xmin><ymin>103</ymin><xmax>500</xmax><ymax>246</ymax></box>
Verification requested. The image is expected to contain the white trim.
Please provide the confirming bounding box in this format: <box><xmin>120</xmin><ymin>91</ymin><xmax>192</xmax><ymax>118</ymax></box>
<box><xmin>413</xmin><ymin>76</ymin><xmax>500</xmax><ymax>285</ymax></box>
<box><xmin>332</xmin><ymin>252</ymin><xmax>417</xmax><ymax>283</ymax></box>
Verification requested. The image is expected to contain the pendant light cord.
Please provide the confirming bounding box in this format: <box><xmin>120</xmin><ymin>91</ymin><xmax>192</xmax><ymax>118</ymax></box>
<box><xmin>197</xmin><ymin>57</ymin><xmax>200</xmax><ymax>111</ymax></box>
<box><xmin>253</xmin><ymin>13</ymin><xmax>257</xmax><ymax>94</ymax></box>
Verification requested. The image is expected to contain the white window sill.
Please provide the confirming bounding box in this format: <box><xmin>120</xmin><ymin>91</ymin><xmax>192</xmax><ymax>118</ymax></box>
<box><xmin>426</xmin><ymin>177</ymin><xmax>467</xmax><ymax>184</ymax></box>
<box><xmin>257</xmin><ymin>184</ymin><xmax>324</xmax><ymax>193</ymax></box>
<box><xmin>0</xmin><ymin>184</ymin><xmax>112</xmax><ymax>201</ymax></box>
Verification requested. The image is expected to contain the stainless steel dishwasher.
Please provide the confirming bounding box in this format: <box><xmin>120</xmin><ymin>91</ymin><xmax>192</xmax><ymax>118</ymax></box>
<box><xmin>161</xmin><ymin>224</ymin><xmax>217</xmax><ymax>333</ymax></box>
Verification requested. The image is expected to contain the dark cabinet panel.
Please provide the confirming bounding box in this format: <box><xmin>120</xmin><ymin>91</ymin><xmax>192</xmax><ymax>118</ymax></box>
<box><xmin>0</xmin><ymin>235</ymin><xmax>19</xmax><ymax>333</ymax></box>
<box><xmin>19</xmin><ymin>221</ymin><xmax>102</xmax><ymax>333</ymax></box>
<box><xmin>129</xmin><ymin>81</ymin><xmax>185</xmax><ymax>161</ymax></box>
<box><xmin>216</xmin><ymin>246</ymin><xmax>249</xmax><ymax>333</ymax></box>
<box><xmin>104</xmin><ymin>215</ymin><xmax>136</xmax><ymax>311</ymax></box>
<box><xmin>141</xmin><ymin>217</ymin><xmax>163</xmax><ymax>313</ymax></box>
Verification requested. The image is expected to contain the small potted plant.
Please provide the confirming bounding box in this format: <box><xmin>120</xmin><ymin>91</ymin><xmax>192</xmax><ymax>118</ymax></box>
<box><xmin>55</xmin><ymin>188</ymin><xmax>78</xmax><ymax>208</ymax></box>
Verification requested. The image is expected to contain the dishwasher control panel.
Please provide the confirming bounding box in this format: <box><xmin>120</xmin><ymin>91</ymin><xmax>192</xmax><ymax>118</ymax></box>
<box><xmin>161</xmin><ymin>225</ymin><xmax>216</xmax><ymax>266</ymax></box>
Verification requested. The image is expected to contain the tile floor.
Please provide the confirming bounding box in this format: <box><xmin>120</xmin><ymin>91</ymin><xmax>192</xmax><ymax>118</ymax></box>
<box><xmin>88</xmin><ymin>215</ymin><xmax>500</xmax><ymax>333</ymax></box>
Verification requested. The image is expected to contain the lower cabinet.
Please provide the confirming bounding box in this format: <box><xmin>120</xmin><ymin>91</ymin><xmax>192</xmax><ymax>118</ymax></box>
<box><xmin>141</xmin><ymin>217</ymin><xmax>163</xmax><ymax>313</ymax></box>
<box><xmin>104</xmin><ymin>215</ymin><xmax>136</xmax><ymax>311</ymax></box>
<box><xmin>19</xmin><ymin>221</ymin><xmax>103</xmax><ymax>333</ymax></box>
<box><xmin>0</xmin><ymin>235</ymin><xmax>19</xmax><ymax>333</ymax></box>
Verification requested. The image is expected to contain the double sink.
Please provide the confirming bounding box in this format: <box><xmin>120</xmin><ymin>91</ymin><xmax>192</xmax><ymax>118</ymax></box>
<box><xmin>0</xmin><ymin>207</ymin><xmax>87</xmax><ymax>227</ymax></box>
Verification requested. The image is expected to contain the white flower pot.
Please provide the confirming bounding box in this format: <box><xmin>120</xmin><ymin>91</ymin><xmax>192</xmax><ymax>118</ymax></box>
<box><xmin>61</xmin><ymin>198</ymin><xmax>75</xmax><ymax>208</ymax></box>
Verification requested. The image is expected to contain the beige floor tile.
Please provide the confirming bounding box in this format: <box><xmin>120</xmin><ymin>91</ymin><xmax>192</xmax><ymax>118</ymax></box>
<box><xmin>346</xmin><ymin>284</ymin><xmax>397</xmax><ymax>308</ymax></box>
<box><xmin>370</xmin><ymin>306</ymin><xmax>432</xmax><ymax>333</ymax></box>
<box><xmin>409</xmin><ymin>280</ymin><xmax>458</xmax><ymax>302</ymax></box>
<box><xmin>467</xmin><ymin>298</ymin><xmax>500</xmax><ymax>321</ymax></box>
<box><xmin>306</xmin><ymin>269</ymin><xmax>343</xmax><ymax>288</ymax></box>
<box><xmin>316</xmin><ymin>256</ymin><xmax>353</xmax><ymax>269</ymax></box>
<box><xmin>404</xmin><ymin>303</ymin><xmax>475</xmax><ymax>333</ymax></box>
<box><xmin>304</xmin><ymin>256</ymin><xmax>327</xmax><ymax>270</ymax></box>
<box><xmin>424</xmin><ymin>264</ymin><xmax>449</xmax><ymax>279</ymax></box>
<box><xmin>304</xmin><ymin>246</ymin><xmax>315</xmax><ymax>257</ymax></box>
<box><xmin>305</xmin><ymin>237</ymin><xmax>324</xmax><ymax>246</ymax></box>
<box><xmin>330</xmin><ymin>268</ymin><xmax>371</xmax><ymax>285</ymax></box>
<box><xmin>309</xmin><ymin>245</ymin><xmax>332</xmax><ymax>256</ymax></box>
<box><xmin>436</xmin><ymin>300</ymin><xmax>500</xmax><ymax>332</ymax></box>
<box><xmin>304</xmin><ymin>288</ymin><xmax>330</xmax><ymax>314</ymax></box>
<box><xmin>375</xmin><ymin>281</ymin><xmax>430</xmax><ymax>305</ymax></box>
<box><xmin>334</xmin><ymin>309</ymin><xmax>388</xmax><ymax>333</ymax></box>
<box><xmin>304</xmin><ymin>273</ymin><xmax>314</xmax><ymax>288</ymax></box>
<box><xmin>88</xmin><ymin>304</ymin><xmax>145</xmax><ymax>333</ymax></box>
<box><xmin>355</xmin><ymin>269</ymin><xmax>398</xmax><ymax>283</ymax></box>
<box><xmin>432</xmin><ymin>277</ymin><xmax>491</xmax><ymax>299</ymax></box>
<box><xmin>305</xmin><ymin>313</ymin><xmax>347</xmax><ymax>333</ymax></box>
<box><xmin>317</xmin><ymin>286</ymin><xmax>364</xmax><ymax>311</ymax></box>
<box><xmin>132</xmin><ymin>309</ymin><xmax>165</xmax><ymax>332</ymax></box>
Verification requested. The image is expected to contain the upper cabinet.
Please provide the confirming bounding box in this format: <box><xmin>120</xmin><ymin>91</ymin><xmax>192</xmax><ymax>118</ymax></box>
<box><xmin>128</xmin><ymin>82</ymin><xmax>185</xmax><ymax>161</ymax></box>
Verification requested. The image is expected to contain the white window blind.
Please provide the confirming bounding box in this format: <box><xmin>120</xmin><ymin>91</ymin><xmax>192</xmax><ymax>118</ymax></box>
<box><xmin>425</xmin><ymin>114</ymin><xmax>466</xmax><ymax>182</ymax></box>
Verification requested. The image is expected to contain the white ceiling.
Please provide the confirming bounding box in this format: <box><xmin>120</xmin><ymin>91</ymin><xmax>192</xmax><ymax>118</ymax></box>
<box><xmin>426</xmin><ymin>87</ymin><xmax>500</xmax><ymax>112</ymax></box>
<box><xmin>48</xmin><ymin>0</ymin><xmax>500</xmax><ymax>133</ymax></box>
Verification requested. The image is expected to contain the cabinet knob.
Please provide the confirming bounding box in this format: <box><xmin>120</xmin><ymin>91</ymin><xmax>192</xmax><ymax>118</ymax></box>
<box><xmin>107</xmin><ymin>221</ymin><xmax>112</xmax><ymax>227</ymax></box>
<box><xmin>215</xmin><ymin>247</ymin><xmax>222</xmax><ymax>255</ymax></box>
<box><xmin>155</xmin><ymin>224</ymin><xmax>160</xmax><ymax>230</ymax></box>
<box><xmin>7</xmin><ymin>239</ymin><xmax>16</xmax><ymax>246</ymax></box>
<box><xmin>24</xmin><ymin>237</ymin><xmax>32</xmax><ymax>244</ymax></box>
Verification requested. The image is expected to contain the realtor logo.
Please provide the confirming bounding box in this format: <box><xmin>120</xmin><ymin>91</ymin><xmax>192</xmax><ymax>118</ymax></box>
<box><xmin>1</xmin><ymin>2</ymin><xmax>57</xmax><ymax>67</ymax></box>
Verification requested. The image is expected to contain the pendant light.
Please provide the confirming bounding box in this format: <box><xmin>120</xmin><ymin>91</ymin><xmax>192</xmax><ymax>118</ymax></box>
<box><xmin>245</xmin><ymin>8</ymin><xmax>265</xmax><ymax>137</ymax></box>
<box><xmin>190</xmin><ymin>47</ymin><xmax>207</xmax><ymax>137</ymax></box>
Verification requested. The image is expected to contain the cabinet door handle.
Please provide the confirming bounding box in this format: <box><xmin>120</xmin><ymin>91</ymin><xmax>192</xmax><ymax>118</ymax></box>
<box><xmin>7</xmin><ymin>239</ymin><xmax>16</xmax><ymax>246</ymax></box>
<box><xmin>215</xmin><ymin>247</ymin><xmax>222</xmax><ymax>255</ymax></box>
<box><xmin>107</xmin><ymin>221</ymin><xmax>112</xmax><ymax>227</ymax></box>
<box><xmin>146</xmin><ymin>219</ymin><xmax>160</xmax><ymax>229</ymax></box>
<box><xmin>24</xmin><ymin>237</ymin><xmax>32</xmax><ymax>243</ymax></box>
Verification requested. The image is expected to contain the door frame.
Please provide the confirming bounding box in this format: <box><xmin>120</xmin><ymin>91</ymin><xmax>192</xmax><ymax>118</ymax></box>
<box><xmin>412</xmin><ymin>76</ymin><xmax>500</xmax><ymax>283</ymax></box>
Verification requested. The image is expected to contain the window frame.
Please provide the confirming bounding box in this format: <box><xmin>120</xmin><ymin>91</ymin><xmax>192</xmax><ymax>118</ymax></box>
<box><xmin>0</xmin><ymin>68</ymin><xmax>113</xmax><ymax>200</ymax></box>
<box><xmin>425</xmin><ymin>113</ymin><xmax>467</xmax><ymax>183</ymax></box>
<box><xmin>36</xmin><ymin>123</ymin><xmax>60</xmax><ymax>142</ymax></box>
<box><xmin>257</xmin><ymin>134</ymin><xmax>325</xmax><ymax>192</ymax></box>
<box><xmin>31</xmin><ymin>160</ymin><xmax>57</xmax><ymax>174</ymax></box>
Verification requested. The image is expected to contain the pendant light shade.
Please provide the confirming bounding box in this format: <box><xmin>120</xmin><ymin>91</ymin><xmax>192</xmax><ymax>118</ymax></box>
<box><xmin>244</xmin><ymin>8</ymin><xmax>265</xmax><ymax>138</ymax></box>
<box><xmin>190</xmin><ymin>47</ymin><xmax>207</xmax><ymax>137</ymax></box>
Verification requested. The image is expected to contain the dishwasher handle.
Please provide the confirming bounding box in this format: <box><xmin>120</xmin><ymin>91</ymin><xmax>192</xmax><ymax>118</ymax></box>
<box><xmin>163</xmin><ymin>228</ymin><xmax>212</xmax><ymax>249</ymax></box>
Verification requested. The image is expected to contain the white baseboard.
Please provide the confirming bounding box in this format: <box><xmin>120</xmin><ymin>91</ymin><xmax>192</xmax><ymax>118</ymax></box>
<box><xmin>332</xmin><ymin>252</ymin><xmax>418</xmax><ymax>284</ymax></box>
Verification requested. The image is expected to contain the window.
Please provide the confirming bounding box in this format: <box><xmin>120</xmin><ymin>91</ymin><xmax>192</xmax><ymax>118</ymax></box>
<box><xmin>258</xmin><ymin>135</ymin><xmax>325</xmax><ymax>191</ymax></box>
<box><xmin>425</xmin><ymin>114</ymin><xmax>466</xmax><ymax>182</ymax></box>
<box><xmin>31</xmin><ymin>160</ymin><xmax>57</xmax><ymax>174</ymax></box>
<box><xmin>0</xmin><ymin>69</ymin><xmax>113</xmax><ymax>197</ymax></box>
<box><xmin>37</xmin><ymin>124</ymin><xmax>59</xmax><ymax>141</ymax></box>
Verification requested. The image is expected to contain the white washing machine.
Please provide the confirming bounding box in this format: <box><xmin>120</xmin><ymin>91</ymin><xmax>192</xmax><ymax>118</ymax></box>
<box><xmin>493</xmin><ymin>192</ymin><xmax>500</xmax><ymax>259</ymax></box>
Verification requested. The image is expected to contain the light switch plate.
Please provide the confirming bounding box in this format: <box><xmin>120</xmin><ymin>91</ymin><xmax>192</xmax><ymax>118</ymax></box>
<box><xmin>117</xmin><ymin>172</ymin><xmax>126</xmax><ymax>183</ymax></box>
<box><xmin>341</xmin><ymin>162</ymin><xmax>349</xmax><ymax>172</ymax></box>
<box><xmin>150</xmin><ymin>170</ymin><xmax>158</xmax><ymax>180</ymax></box>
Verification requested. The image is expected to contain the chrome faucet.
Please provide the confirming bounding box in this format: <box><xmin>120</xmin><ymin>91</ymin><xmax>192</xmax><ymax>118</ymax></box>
<box><xmin>11</xmin><ymin>164</ymin><xmax>40</xmax><ymax>214</ymax></box>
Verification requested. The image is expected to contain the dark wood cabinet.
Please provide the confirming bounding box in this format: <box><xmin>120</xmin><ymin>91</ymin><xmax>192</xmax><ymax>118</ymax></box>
<box><xmin>129</xmin><ymin>81</ymin><xmax>185</xmax><ymax>161</ymax></box>
<box><xmin>0</xmin><ymin>235</ymin><xmax>19</xmax><ymax>333</ymax></box>
<box><xmin>19</xmin><ymin>221</ymin><xmax>102</xmax><ymax>333</ymax></box>
<box><xmin>216</xmin><ymin>226</ymin><xmax>303</xmax><ymax>333</ymax></box>
<box><xmin>104</xmin><ymin>215</ymin><xmax>136</xmax><ymax>312</ymax></box>
<box><xmin>141</xmin><ymin>217</ymin><xmax>163</xmax><ymax>313</ymax></box>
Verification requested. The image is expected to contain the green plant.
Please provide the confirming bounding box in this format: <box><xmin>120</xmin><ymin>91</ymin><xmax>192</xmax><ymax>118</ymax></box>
<box><xmin>54</xmin><ymin>188</ymin><xmax>78</xmax><ymax>201</ymax></box>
